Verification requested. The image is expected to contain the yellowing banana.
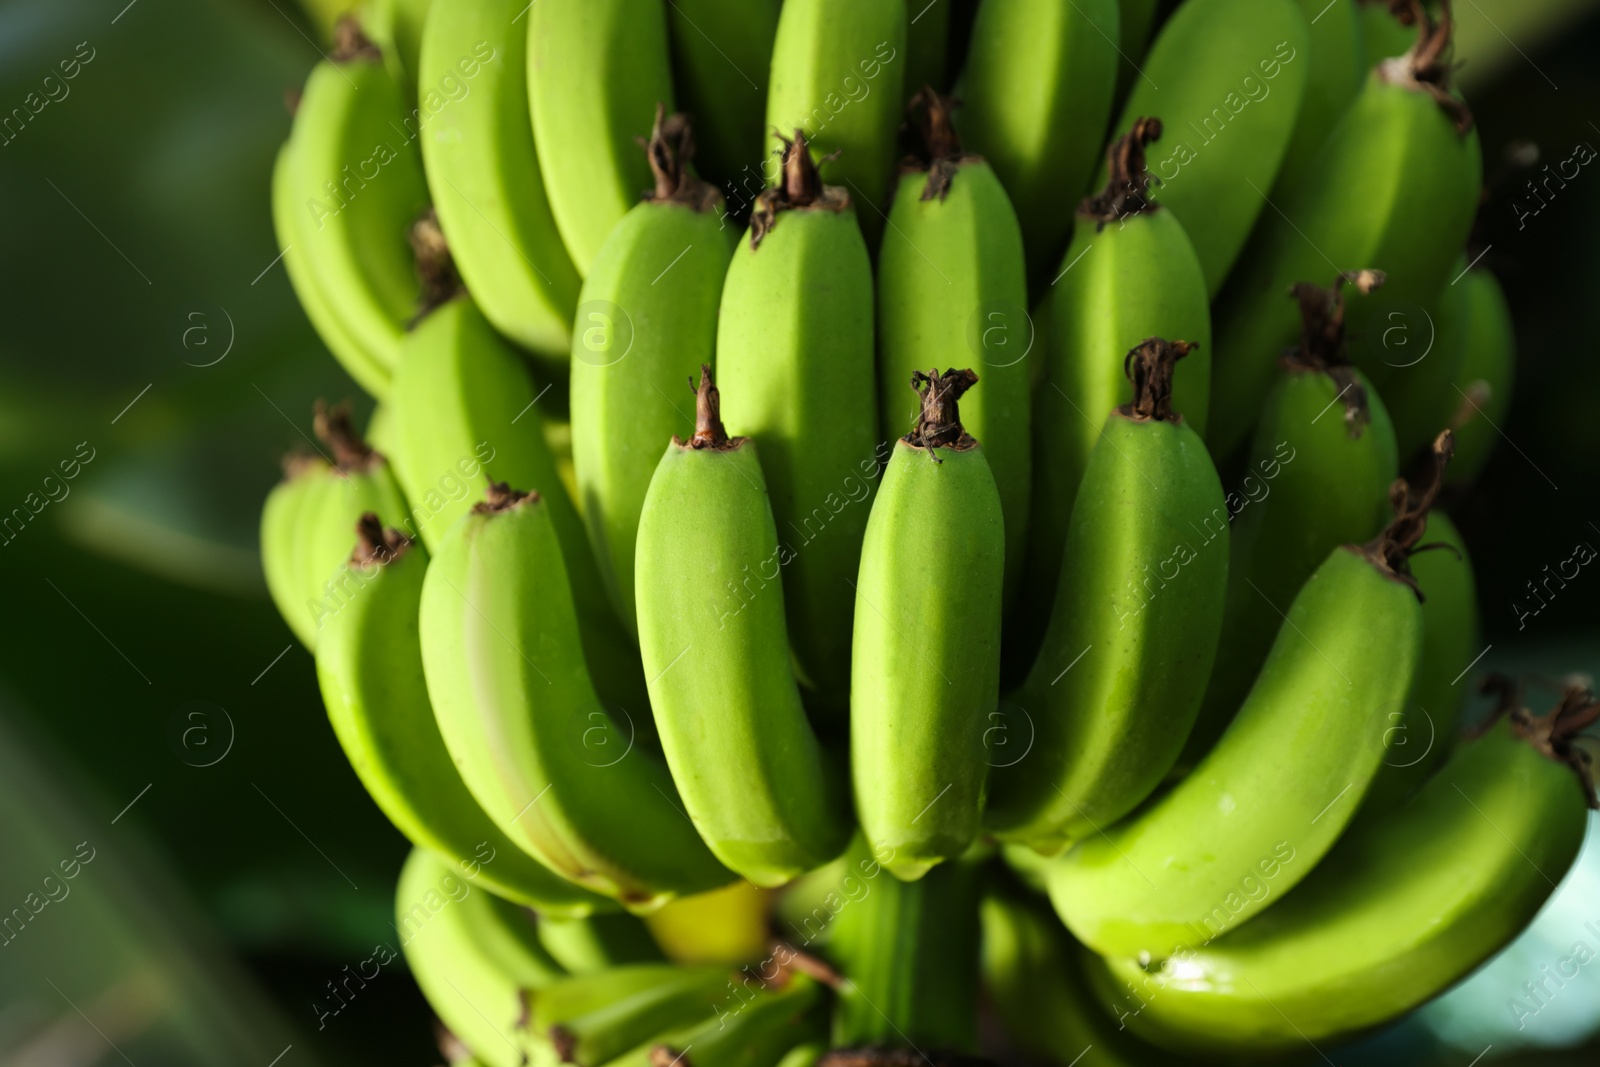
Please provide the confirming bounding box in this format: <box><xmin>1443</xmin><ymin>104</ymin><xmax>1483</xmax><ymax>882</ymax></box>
<box><xmin>1050</xmin><ymin>436</ymin><xmax>1449</xmax><ymax>959</ymax></box>
<box><xmin>527</xmin><ymin>0</ymin><xmax>676</xmax><ymax>275</ymax></box>
<box><xmin>317</xmin><ymin>516</ymin><xmax>610</xmax><ymax>915</ymax></box>
<box><xmin>876</xmin><ymin>90</ymin><xmax>1030</xmax><ymax>604</ymax></box>
<box><xmin>990</xmin><ymin>339</ymin><xmax>1227</xmax><ymax>852</ymax></box>
<box><xmin>1102</xmin><ymin>0</ymin><xmax>1311</xmax><ymax>295</ymax></box>
<box><xmin>420</xmin><ymin>482</ymin><xmax>733</xmax><ymax>910</ymax></box>
<box><xmin>1023</xmin><ymin>120</ymin><xmax>1211</xmax><ymax>641</ymax></box>
<box><xmin>1089</xmin><ymin>689</ymin><xmax>1596</xmax><ymax>1056</ymax></box>
<box><xmin>715</xmin><ymin>135</ymin><xmax>881</xmax><ymax>719</ymax></box>
<box><xmin>764</xmin><ymin>0</ymin><xmax>907</xmax><ymax>246</ymax></box>
<box><xmin>851</xmin><ymin>369</ymin><xmax>1004</xmax><ymax>879</ymax></box>
<box><xmin>635</xmin><ymin>368</ymin><xmax>851</xmax><ymax>886</ymax></box>
<box><xmin>571</xmin><ymin>110</ymin><xmax>736</xmax><ymax>636</ymax></box>
<box><xmin>958</xmin><ymin>0</ymin><xmax>1121</xmax><ymax>276</ymax></box>
<box><xmin>417</xmin><ymin>0</ymin><xmax>580</xmax><ymax>367</ymax></box>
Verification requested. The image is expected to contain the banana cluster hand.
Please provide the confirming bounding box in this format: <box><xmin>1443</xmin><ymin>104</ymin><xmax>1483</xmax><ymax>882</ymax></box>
<box><xmin>260</xmin><ymin>1</ymin><xmax>1580</xmax><ymax>1062</ymax></box>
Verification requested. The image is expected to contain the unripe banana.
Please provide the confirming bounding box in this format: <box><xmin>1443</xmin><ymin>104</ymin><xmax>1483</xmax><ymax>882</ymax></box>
<box><xmin>827</xmin><ymin>837</ymin><xmax>984</xmax><ymax>1051</ymax></box>
<box><xmin>1114</xmin><ymin>0</ymin><xmax>1161</xmax><ymax>101</ymax></box>
<box><xmin>1357</xmin><ymin>0</ymin><xmax>1421</xmax><ymax>62</ymax></box>
<box><xmin>958</xmin><ymin>0</ymin><xmax>1120</xmax><ymax>277</ymax></box>
<box><xmin>529</xmin><ymin>963</ymin><xmax>733</xmax><ymax>1067</ymax></box>
<box><xmin>260</xmin><ymin>453</ymin><xmax>330</xmax><ymax>649</ymax></box>
<box><xmin>635</xmin><ymin>367</ymin><xmax>851</xmax><ymax>886</ymax></box>
<box><xmin>989</xmin><ymin>340</ymin><xmax>1227</xmax><ymax>852</ymax></box>
<box><xmin>877</xmin><ymin>90</ymin><xmax>1029</xmax><ymax>604</ymax></box>
<box><xmin>537</xmin><ymin>912</ymin><xmax>666</xmax><ymax>976</ymax></box>
<box><xmin>526</xmin><ymin>0</ymin><xmax>675</xmax><ymax>276</ymax></box>
<box><xmin>904</xmin><ymin>0</ymin><xmax>952</xmax><ymax>95</ymax></box>
<box><xmin>715</xmin><ymin>136</ymin><xmax>880</xmax><ymax>720</ymax></box>
<box><xmin>664</xmin><ymin>0</ymin><xmax>781</xmax><ymax>196</ymax></box>
<box><xmin>1049</xmin><ymin>436</ymin><xmax>1449</xmax><ymax>959</ymax></box>
<box><xmin>276</xmin><ymin>18</ymin><xmax>433</xmax><ymax>396</ymax></box>
<box><xmin>264</xmin><ymin>403</ymin><xmax>409</xmax><ymax>650</ymax></box>
<box><xmin>851</xmin><ymin>369</ymin><xmax>1004</xmax><ymax>879</ymax></box>
<box><xmin>396</xmin><ymin>847</ymin><xmax>566</xmax><ymax>1067</ymax></box>
<box><xmin>1023</xmin><ymin>121</ymin><xmax>1211</xmax><ymax>639</ymax></box>
<box><xmin>1101</xmin><ymin>0</ymin><xmax>1311</xmax><ymax>295</ymax></box>
<box><xmin>764</xmin><ymin>0</ymin><xmax>907</xmax><ymax>246</ymax></box>
<box><xmin>572</xmin><ymin>112</ymin><xmax>736</xmax><ymax>636</ymax></box>
<box><xmin>607</xmin><ymin>975</ymin><xmax>826</xmax><ymax>1067</ymax></box>
<box><xmin>1182</xmin><ymin>272</ymin><xmax>1399</xmax><ymax>769</ymax></box>
<box><xmin>1357</xmin><ymin>507</ymin><xmax>1478</xmax><ymax>814</ymax></box>
<box><xmin>420</xmin><ymin>482</ymin><xmax>733</xmax><ymax>910</ymax></box>
<box><xmin>318</xmin><ymin>517</ymin><xmax>610</xmax><ymax>915</ymax></box>
<box><xmin>363</xmin><ymin>0</ymin><xmax>433</xmax><ymax>101</ymax></box>
<box><xmin>1273</xmin><ymin>0</ymin><xmax>1366</xmax><ymax>196</ymax></box>
<box><xmin>1443</xmin><ymin>265</ymin><xmax>1514</xmax><ymax>484</ymax></box>
<box><xmin>1209</xmin><ymin>3</ymin><xmax>1481</xmax><ymax>458</ymax></box>
<box><xmin>1087</xmin><ymin>684</ymin><xmax>1597</xmax><ymax>1056</ymax></box>
<box><xmin>389</xmin><ymin>294</ymin><xmax>649</xmax><ymax>717</ymax></box>
<box><xmin>1379</xmin><ymin>254</ymin><xmax>1466</xmax><ymax>461</ymax></box>
<box><xmin>417</xmin><ymin>0</ymin><xmax>580</xmax><ymax>368</ymax></box>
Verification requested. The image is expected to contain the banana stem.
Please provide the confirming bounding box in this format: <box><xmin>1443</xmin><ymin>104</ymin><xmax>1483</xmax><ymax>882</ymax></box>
<box><xmin>1359</xmin><ymin>429</ymin><xmax>1454</xmax><ymax>593</ymax></box>
<box><xmin>1117</xmin><ymin>338</ymin><xmax>1194</xmax><ymax>423</ymax></box>
<box><xmin>408</xmin><ymin>209</ymin><xmax>463</xmax><ymax>322</ymax></box>
<box><xmin>640</xmin><ymin>105</ymin><xmax>721</xmax><ymax>211</ymax></box>
<box><xmin>351</xmin><ymin>512</ymin><xmax>411</xmax><ymax>567</ymax></box>
<box><xmin>683</xmin><ymin>364</ymin><xmax>734</xmax><ymax>450</ymax></box>
<box><xmin>1470</xmin><ymin>675</ymin><xmax>1600</xmax><ymax>808</ymax></box>
<box><xmin>1081</xmin><ymin>116</ymin><xmax>1164</xmax><ymax>227</ymax></box>
<box><xmin>750</xmin><ymin>130</ymin><xmax>849</xmax><ymax>248</ymax></box>
<box><xmin>312</xmin><ymin>399</ymin><xmax>379</xmax><ymax>471</ymax></box>
<box><xmin>1283</xmin><ymin>269</ymin><xmax>1385</xmax><ymax>434</ymax></box>
<box><xmin>330</xmin><ymin>15</ymin><xmax>381</xmax><ymax>63</ymax></box>
<box><xmin>903</xmin><ymin>88</ymin><xmax>964</xmax><ymax>201</ymax></box>
<box><xmin>905</xmin><ymin>368</ymin><xmax>978</xmax><ymax>451</ymax></box>
<box><xmin>1380</xmin><ymin>0</ymin><xmax>1474</xmax><ymax>132</ymax></box>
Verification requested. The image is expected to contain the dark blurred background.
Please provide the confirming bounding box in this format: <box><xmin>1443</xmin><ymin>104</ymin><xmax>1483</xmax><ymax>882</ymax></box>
<box><xmin>0</xmin><ymin>0</ymin><xmax>1596</xmax><ymax>1064</ymax></box>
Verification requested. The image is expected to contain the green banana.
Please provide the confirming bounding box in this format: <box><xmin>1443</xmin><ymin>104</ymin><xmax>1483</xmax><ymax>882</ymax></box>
<box><xmin>571</xmin><ymin>111</ymin><xmax>736</xmax><ymax>636</ymax></box>
<box><xmin>529</xmin><ymin>963</ymin><xmax>733</xmax><ymax>1067</ymax></box>
<box><xmin>1023</xmin><ymin>120</ymin><xmax>1211</xmax><ymax>639</ymax></box>
<box><xmin>606</xmin><ymin>975</ymin><xmax>826</xmax><ymax>1067</ymax></box>
<box><xmin>877</xmin><ymin>90</ymin><xmax>1029</xmax><ymax>604</ymax></box>
<box><xmin>260</xmin><ymin>404</ymin><xmax>409</xmax><ymax>650</ymax></box>
<box><xmin>980</xmin><ymin>886</ymin><xmax>1203</xmax><ymax>1067</ymax></box>
<box><xmin>851</xmin><ymin>369</ymin><xmax>1004</xmax><ymax>879</ymax></box>
<box><xmin>364</xmin><ymin>0</ymin><xmax>434</xmax><ymax>101</ymax></box>
<box><xmin>260</xmin><ymin>453</ymin><xmax>331</xmax><ymax>649</ymax></box>
<box><xmin>826</xmin><ymin>838</ymin><xmax>984</xmax><ymax>1051</ymax></box>
<box><xmin>537</xmin><ymin>912</ymin><xmax>666</xmax><ymax>976</ymax></box>
<box><xmin>1182</xmin><ymin>272</ymin><xmax>1399</xmax><ymax>769</ymax></box>
<box><xmin>316</xmin><ymin>516</ymin><xmax>611</xmax><ymax>916</ymax></box>
<box><xmin>1272</xmin><ymin>0</ymin><xmax>1366</xmax><ymax>197</ymax></box>
<box><xmin>990</xmin><ymin>340</ymin><xmax>1228</xmax><ymax>852</ymax></box>
<box><xmin>526</xmin><ymin>0</ymin><xmax>676</xmax><ymax>276</ymax></box>
<box><xmin>903</xmin><ymin>0</ymin><xmax>952</xmax><ymax>95</ymax></box>
<box><xmin>1358</xmin><ymin>508</ymin><xmax>1478</xmax><ymax>814</ymax></box>
<box><xmin>1443</xmin><ymin>265</ymin><xmax>1515</xmax><ymax>484</ymax></box>
<box><xmin>1049</xmin><ymin>436</ymin><xmax>1447</xmax><ymax>960</ymax></box>
<box><xmin>764</xmin><ymin>0</ymin><xmax>907</xmax><ymax>246</ymax></box>
<box><xmin>389</xmin><ymin>294</ymin><xmax>650</xmax><ymax>717</ymax></box>
<box><xmin>1087</xmin><ymin>685</ymin><xmax>1597</xmax><ymax>1056</ymax></box>
<box><xmin>664</xmin><ymin>0</ymin><xmax>781</xmax><ymax>196</ymax></box>
<box><xmin>395</xmin><ymin>846</ymin><xmax>566</xmax><ymax>1067</ymax></box>
<box><xmin>1209</xmin><ymin>2</ymin><xmax>1481</xmax><ymax>458</ymax></box>
<box><xmin>715</xmin><ymin>135</ymin><xmax>880</xmax><ymax>719</ymax></box>
<box><xmin>417</xmin><ymin>0</ymin><xmax>580</xmax><ymax>368</ymax></box>
<box><xmin>275</xmin><ymin>18</ymin><xmax>433</xmax><ymax>396</ymax></box>
<box><xmin>1102</xmin><ymin>0</ymin><xmax>1311</xmax><ymax>296</ymax></box>
<box><xmin>1114</xmin><ymin>0</ymin><xmax>1161</xmax><ymax>101</ymax></box>
<box><xmin>957</xmin><ymin>0</ymin><xmax>1120</xmax><ymax>277</ymax></box>
<box><xmin>420</xmin><ymin>482</ymin><xmax>733</xmax><ymax>910</ymax></box>
<box><xmin>1378</xmin><ymin>253</ymin><xmax>1467</xmax><ymax>462</ymax></box>
<box><xmin>635</xmin><ymin>367</ymin><xmax>852</xmax><ymax>886</ymax></box>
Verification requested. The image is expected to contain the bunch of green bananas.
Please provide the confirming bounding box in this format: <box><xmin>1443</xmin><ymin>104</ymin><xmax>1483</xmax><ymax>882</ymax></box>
<box><xmin>264</xmin><ymin>0</ymin><xmax>1595</xmax><ymax>1061</ymax></box>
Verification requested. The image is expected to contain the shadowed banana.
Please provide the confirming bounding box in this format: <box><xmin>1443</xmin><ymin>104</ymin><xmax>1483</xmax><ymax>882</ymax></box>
<box><xmin>664</xmin><ymin>0</ymin><xmax>781</xmax><ymax>196</ymax></box>
<box><xmin>420</xmin><ymin>482</ymin><xmax>733</xmax><ymax>910</ymax></box>
<box><xmin>990</xmin><ymin>340</ymin><xmax>1227</xmax><ymax>853</ymax></box>
<box><xmin>1273</xmin><ymin>0</ymin><xmax>1366</xmax><ymax>196</ymax></box>
<box><xmin>852</xmin><ymin>369</ymin><xmax>1004</xmax><ymax>879</ymax></box>
<box><xmin>418</xmin><ymin>0</ymin><xmax>580</xmax><ymax>368</ymax></box>
<box><xmin>957</xmin><ymin>0</ymin><xmax>1120</xmax><ymax>277</ymax></box>
<box><xmin>765</xmin><ymin>0</ymin><xmax>907</xmax><ymax>246</ymax></box>
<box><xmin>1088</xmin><ymin>680</ymin><xmax>1597</xmax><ymax>1056</ymax></box>
<box><xmin>526</xmin><ymin>0</ymin><xmax>675</xmax><ymax>275</ymax></box>
<box><xmin>572</xmin><ymin>109</ymin><xmax>736</xmax><ymax>637</ymax></box>
<box><xmin>635</xmin><ymin>367</ymin><xmax>852</xmax><ymax>886</ymax></box>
